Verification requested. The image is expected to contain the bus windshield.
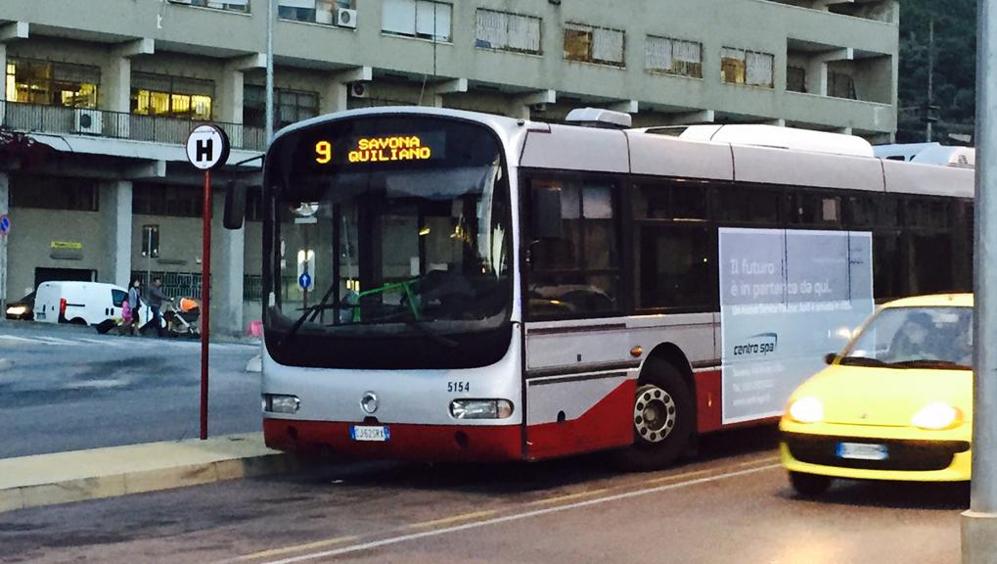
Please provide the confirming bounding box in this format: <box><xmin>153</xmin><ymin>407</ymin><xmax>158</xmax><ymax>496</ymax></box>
<box><xmin>262</xmin><ymin>115</ymin><xmax>513</xmax><ymax>369</ymax></box>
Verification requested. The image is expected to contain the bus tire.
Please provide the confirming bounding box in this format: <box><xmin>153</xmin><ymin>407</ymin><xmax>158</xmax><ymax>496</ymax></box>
<box><xmin>788</xmin><ymin>471</ymin><xmax>832</xmax><ymax>497</ymax></box>
<box><xmin>614</xmin><ymin>359</ymin><xmax>695</xmax><ymax>471</ymax></box>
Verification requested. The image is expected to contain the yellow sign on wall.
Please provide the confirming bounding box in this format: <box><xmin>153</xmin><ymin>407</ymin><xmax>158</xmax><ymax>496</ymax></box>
<box><xmin>50</xmin><ymin>241</ymin><xmax>83</xmax><ymax>250</ymax></box>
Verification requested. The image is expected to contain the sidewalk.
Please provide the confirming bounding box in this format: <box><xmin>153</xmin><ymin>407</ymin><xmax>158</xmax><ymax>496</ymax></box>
<box><xmin>0</xmin><ymin>433</ymin><xmax>295</xmax><ymax>513</ymax></box>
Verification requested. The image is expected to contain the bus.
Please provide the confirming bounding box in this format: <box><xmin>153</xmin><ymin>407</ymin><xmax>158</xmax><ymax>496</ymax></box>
<box><xmin>234</xmin><ymin>106</ymin><xmax>974</xmax><ymax>469</ymax></box>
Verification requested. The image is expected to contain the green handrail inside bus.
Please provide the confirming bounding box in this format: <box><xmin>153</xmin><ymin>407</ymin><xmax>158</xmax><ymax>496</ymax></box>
<box><xmin>351</xmin><ymin>279</ymin><xmax>421</xmax><ymax>322</ymax></box>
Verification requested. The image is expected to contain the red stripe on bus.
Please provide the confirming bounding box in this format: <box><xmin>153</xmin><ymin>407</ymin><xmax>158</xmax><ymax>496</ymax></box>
<box><xmin>694</xmin><ymin>369</ymin><xmax>723</xmax><ymax>433</ymax></box>
<box><xmin>525</xmin><ymin>379</ymin><xmax>636</xmax><ymax>461</ymax></box>
<box><xmin>262</xmin><ymin>419</ymin><xmax>523</xmax><ymax>462</ymax></box>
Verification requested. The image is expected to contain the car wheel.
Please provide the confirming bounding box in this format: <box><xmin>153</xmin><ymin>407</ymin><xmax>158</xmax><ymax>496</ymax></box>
<box><xmin>69</xmin><ymin>317</ymin><xmax>88</xmax><ymax>326</ymax></box>
<box><xmin>789</xmin><ymin>471</ymin><xmax>832</xmax><ymax>496</ymax></box>
<box><xmin>614</xmin><ymin>359</ymin><xmax>695</xmax><ymax>471</ymax></box>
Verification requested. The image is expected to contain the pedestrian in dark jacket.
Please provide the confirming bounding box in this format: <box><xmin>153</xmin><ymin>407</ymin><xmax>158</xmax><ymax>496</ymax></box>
<box><xmin>148</xmin><ymin>278</ymin><xmax>173</xmax><ymax>337</ymax></box>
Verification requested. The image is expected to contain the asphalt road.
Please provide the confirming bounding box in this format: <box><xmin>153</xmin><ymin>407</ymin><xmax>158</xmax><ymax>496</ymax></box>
<box><xmin>0</xmin><ymin>320</ymin><xmax>261</xmax><ymax>458</ymax></box>
<box><xmin>0</xmin><ymin>427</ymin><xmax>967</xmax><ymax>563</ymax></box>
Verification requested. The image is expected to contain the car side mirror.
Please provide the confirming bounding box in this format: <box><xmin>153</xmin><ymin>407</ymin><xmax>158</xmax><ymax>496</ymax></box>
<box><xmin>223</xmin><ymin>181</ymin><xmax>247</xmax><ymax>230</ymax></box>
<box><xmin>824</xmin><ymin>353</ymin><xmax>838</xmax><ymax>365</ymax></box>
<box><xmin>531</xmin><ymin>185</ymin><xmax>562</xmax><ymax>239</ymax></box>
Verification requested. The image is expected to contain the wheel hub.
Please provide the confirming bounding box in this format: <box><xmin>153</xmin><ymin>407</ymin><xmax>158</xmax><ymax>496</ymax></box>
<box><xmin>634</xmin><ymin>384</ymin><xmax>677</xmax><ymax>443</ymax></box>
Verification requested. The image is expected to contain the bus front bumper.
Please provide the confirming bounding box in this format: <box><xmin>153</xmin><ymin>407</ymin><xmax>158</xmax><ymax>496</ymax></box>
<box><xmin>263</xmin><ymin>418</ymin><xmax>523</xmax><ymax>462</ymax></box>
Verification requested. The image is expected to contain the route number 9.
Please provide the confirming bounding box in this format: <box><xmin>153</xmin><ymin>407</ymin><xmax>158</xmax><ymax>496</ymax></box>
<box><xmin>315</xmin><ymin>140</ymin><xmax>332</xmax><ymax>164</ymax></box>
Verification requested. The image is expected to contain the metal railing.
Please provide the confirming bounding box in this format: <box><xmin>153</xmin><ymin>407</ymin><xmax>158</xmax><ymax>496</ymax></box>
<box><xmin>1</xmin><ymin>100</ymin><xmax>266</xmax><ymax>152</ymax></box>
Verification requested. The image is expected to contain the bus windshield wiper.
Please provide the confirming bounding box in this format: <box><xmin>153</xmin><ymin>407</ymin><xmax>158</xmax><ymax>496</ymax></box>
<box><xmin>403</xmin><ymin>317</ymin><xmax>459</xmax><ymax>349</ymax></box>
<box><xmin>278</xmin><ymin>282</ymin><xmax>343</xmax><ymax>351</ymax></box>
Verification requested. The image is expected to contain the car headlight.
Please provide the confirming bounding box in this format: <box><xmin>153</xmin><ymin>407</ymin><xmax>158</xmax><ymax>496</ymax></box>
<box><xmin>788</xmin><ymin>397</ymin><xmax>824</xmax><ymax>424</ymax></box>
<box><xmin>911</xmin><ymin>402</ymin><xmax>962</xmax><ymax>430</ymax></box>
<box><xmin>6</xmin><ymin>306</ymin><xmax>26</xmax><ymax>316</ymax></box>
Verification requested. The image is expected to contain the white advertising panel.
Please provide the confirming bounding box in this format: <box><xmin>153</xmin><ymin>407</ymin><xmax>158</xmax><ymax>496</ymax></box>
<box><xmin>719</xmin><ymin>228</ymin><xmax>874</xmax><ymax>423</ymax></box>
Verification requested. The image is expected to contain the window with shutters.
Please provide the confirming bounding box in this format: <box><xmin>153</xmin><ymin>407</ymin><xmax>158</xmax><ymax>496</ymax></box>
<box><xmin>721</xmin><ymin>47</ymin><xmax>774</xmax><ymax>88</ymax></box>
<box><xmin>645</xmin><ymin>36</ymin><xmax>702</xmax><ymax>78</ymax></box>
<box><xmin>382</xmin><ymin>0</ymin><xmax>452</xmax><ymax>42</ymax></box>
<box><xmin>563</xmin><ymin>23</ymin><xmax>625</xmax><ymax>67</ymax></box>
<box><xmin>474</xmin><ymin>9</ymin><xmax>542</xmax><ymax>55</ymax></box>
<box><xmin>190</xmin><ymin>0</ymin><xmax>249</xmax><ymax>12</ymax></box>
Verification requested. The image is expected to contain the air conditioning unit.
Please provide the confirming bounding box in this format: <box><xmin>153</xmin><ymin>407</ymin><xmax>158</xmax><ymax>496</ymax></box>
<box><xmin>349</xmin><ymin>82</ymin><xmax>368</xmax><ymax>98</ymax></box>
<box><xmin>336</xmin><ymin>8</ymin><xmax>357</xmax><ymax>28</ymax></box>
<box><xmin>74</xmin><ymin>109</ymin><xmax>104</xmax><ymax>135</ymax></box>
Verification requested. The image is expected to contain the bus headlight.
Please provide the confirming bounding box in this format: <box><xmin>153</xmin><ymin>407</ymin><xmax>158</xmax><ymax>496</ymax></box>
<box><xmin>263</xmin><ymin>394</ymin><xmax>300</xmax><ymax>414</ymax></box>
<box><xmin>912</xmin><ymin>402</ymin><xmax>961</xmax><ymax>430</ymax></box>
<box><xmin>450</xmin><ymin>399</ymin><xmax>514</xmax><ymax>419</ymax></box>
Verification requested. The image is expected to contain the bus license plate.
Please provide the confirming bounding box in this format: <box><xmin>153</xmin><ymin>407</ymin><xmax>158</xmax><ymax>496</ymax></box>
<box><xmin>836</xmin><ymin>442</ymin><xmax>888</xmax><ymax>461</ymax></box>
<box><xmin>350</xmin><ymin>425</ymin><xmax>390</xmax><ymax>442</ymax></box>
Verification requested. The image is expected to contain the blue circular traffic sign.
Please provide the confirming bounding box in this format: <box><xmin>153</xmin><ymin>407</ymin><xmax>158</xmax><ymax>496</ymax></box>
<box><xmin>298</xmin><ymin>272</ymin><xmax>312</xmax><ymax>290</ymax></box>
<box><xmin>0</xmin><ymin>215</ymin><xmax>10</xmax><ymax>234</ymax></box>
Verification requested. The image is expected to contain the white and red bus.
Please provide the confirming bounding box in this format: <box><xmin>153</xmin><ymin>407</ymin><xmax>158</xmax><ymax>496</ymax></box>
<box><xmin>246</xmin><ymin>106</ymin><xmax>973</xmax><ymax>469</ymax></box>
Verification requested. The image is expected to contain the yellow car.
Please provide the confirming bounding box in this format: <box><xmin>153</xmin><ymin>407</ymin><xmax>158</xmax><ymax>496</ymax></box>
<box><xmin>780</xmin><ymin>294</ymin><xmax>973</xmax><ymax>496</ymax></box>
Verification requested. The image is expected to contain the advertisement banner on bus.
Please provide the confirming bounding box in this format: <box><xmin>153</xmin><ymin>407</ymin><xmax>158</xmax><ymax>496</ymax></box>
<box><xmin>719</xmin><ymin>228</ymin><xmax>874</xmax><ymax>424</ymax></box>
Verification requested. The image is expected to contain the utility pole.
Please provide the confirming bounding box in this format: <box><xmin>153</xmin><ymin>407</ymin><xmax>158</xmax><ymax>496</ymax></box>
<box><xmin>265</xmin><ymin>0</ymin><xmax>275</xmax><ymax>145</ymax></box>
<box><xmin>927</xmin><ymin>17</ymin><xmax>935</xmax><ymax>142</ymax></box>
<box><xmin>962</xmin><ymin>1</ymin><xmax>997</xmax><ymax>561</ymax></box>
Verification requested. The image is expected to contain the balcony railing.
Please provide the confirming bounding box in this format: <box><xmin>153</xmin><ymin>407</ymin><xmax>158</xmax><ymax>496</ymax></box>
<box><xmin>0</xmin><ymin>100</ymin><xmax>267</xmax><ymax>152</ymax></box>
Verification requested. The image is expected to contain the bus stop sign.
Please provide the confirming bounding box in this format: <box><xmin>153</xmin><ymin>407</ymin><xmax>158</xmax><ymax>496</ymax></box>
<box><xmin>185</xmin><ymin>124</ymin><xmax>231</xmax><ymax>171</ymax></box>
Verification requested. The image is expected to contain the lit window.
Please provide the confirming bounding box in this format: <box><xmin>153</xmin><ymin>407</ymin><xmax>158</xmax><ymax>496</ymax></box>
<box><xmin>475</xmin><ymin>9</ymin><xmax>542</xmax><ymax>54</ymax></box>
<box><xmin>563</xmin><ymin>23</ymin><xmax>625</xmax><ymax>66</ymax></box>
<box><xmin>382</xmin><ymin>0</ymin><xmax>452</xmax><ymax>42</ymax></box>
<box><xmin>721</xmin><ymin>47</ymin><xmax>773</xmax><ymax>88</ymax></box>
<box><xmin>645</xmin><ymin>36</ymin><xmax>702</xmax><ymax>78</ymax></box>
<box><xmin>5</xmin><ymin>58</ymin><xmax>100</xmax><ymax>108</ymax></box>
<box><xmin>131</xmin><ymin>73</ymin><xmax>214</xmax><ymax>120</ymax></box>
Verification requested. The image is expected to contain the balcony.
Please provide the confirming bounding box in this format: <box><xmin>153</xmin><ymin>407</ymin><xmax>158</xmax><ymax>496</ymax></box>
<box><xmin>0</xmin><ymin>101</ymin><xmax>267</xmax><ymax>152</ymax></box>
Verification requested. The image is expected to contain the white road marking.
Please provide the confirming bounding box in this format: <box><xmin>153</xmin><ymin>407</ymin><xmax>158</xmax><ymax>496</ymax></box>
<box><xmin>0</xmin><ymin>335</ymin><xmax>40</xmax><ymax>343</ymax></box>
<box><xmin>34</xmin><ymin>336</ymin><xmax>82</xmax><ymax>346</ymax></box>
<box><xmin>264</xmin><ymin>462</ymin><xmax>782</xmax><ymax>564</ymax></box>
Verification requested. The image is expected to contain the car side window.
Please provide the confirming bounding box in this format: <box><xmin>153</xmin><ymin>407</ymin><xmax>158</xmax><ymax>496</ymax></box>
<box><xmin>111</xmin><ymin>289</ymin><xmax>127</xmax><ymax>307</ymax></box>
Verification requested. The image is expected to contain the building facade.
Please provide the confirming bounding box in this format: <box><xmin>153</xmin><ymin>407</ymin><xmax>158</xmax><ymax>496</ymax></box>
<box><xmin>0</xmin><ymin>0</ymin><xmax>899</xmax><ymax>334</ymax></box>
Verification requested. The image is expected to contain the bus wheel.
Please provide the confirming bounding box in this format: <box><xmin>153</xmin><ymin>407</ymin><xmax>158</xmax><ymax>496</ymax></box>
<box><xmin>615</xmin><ymin>360</ymin><xmax>694</xmax><ymax>471</ymax></box>
<box><xmin>788</xmin><ymin>471</ymin><xmax>832</xmax><ymax>497</ymax></box>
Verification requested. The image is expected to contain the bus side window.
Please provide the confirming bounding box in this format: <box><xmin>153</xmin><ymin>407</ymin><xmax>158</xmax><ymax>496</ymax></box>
<box><xmin>527</xmin><ymin>178</ymin><xmax>620</xmax><ymax>319</ymax></box>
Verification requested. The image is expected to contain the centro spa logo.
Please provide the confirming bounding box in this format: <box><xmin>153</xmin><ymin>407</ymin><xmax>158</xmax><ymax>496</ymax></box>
<box><xmin>732</xmin><ymin>333</ymin><xmax>778</xmax><ymax>357</ymax></box>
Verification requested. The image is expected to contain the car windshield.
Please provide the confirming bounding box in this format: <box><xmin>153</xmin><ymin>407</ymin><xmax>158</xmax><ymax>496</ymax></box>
<box><xmin>840</xmin><ymin>306</ymin><xmax>973</xmax><ymax>369</ymax></box>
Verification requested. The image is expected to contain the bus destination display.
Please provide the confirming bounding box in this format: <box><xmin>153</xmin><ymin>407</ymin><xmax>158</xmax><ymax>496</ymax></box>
<box><xmin>314</xmin><ymin>132</ymin><xmax>445</xmax><ymax>165</ymax></box>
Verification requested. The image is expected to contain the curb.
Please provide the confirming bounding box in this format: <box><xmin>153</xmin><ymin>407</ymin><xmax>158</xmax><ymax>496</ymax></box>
<box><xmin>0</xmin><ymin>435</ymin><xmax>300</xmax><ymax>513</ymax></box>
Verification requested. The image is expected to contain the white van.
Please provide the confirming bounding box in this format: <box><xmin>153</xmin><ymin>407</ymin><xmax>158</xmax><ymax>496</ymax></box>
<box><xmin>33</xmin><ymin>281</ymin><xmax>152</xmax><ymax>326</ymax></box>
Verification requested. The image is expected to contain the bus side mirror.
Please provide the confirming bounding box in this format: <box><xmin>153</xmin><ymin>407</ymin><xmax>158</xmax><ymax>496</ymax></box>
<box><xmin>531</xmin><ymin>186</ymin><xmax>562</xmax><ymax>239</ymax></box>
<box><xmin>223</xmin><ymin>181</ymin><xmax>246</xmax><ymax>230</ymax></box>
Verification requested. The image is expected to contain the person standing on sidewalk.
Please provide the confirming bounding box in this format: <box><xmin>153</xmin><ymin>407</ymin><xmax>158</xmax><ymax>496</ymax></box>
<box><xmin>127</xmin><ymin>279</ymin><xmax>142</xmax><ymax>336</ymax></box>
<box><xmin>148</xmin><ymin>278</ymin><xmax>173</xmax><ymax>337</ymax></box>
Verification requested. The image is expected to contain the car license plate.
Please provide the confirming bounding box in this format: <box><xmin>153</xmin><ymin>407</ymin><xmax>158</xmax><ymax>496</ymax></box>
<box><xmin>836</xmin><ymin>442</ymin><xmax>888</xmax><ymax>461</ymax></box>
<box><xmin>350</xmin><ymin>425</ymin><xmax>390</xmax><ymax>442</ymax></box>
<box><xmin>35</xmin><ymin>312</ymin><xmax>45</xmax><ymax>320</ymax></box>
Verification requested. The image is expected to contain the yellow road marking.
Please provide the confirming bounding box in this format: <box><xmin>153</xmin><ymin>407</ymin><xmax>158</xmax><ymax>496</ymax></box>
<box><xmin>225</xmin><ymin>536</ymin><xmax>359</xmax><ymax>562</ymax></box>
<box><xmin>527</xmin><ymin>488</ymin><xmax>609</xmax><ymax>506</ymax></box>
<box><xmin>407</xmin><ymin>509</ymin><xmax>498</xmax><ymax>529</ymax></box>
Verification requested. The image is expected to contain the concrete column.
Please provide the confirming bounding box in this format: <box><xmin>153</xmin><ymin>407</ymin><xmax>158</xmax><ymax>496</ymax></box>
<box><xmin>101</xmin><ymin>180</ymin><xmax>132</xmax><ymax>287</ymax></box>
<box><xmin>321</xmin><ymin>82</ymin><xmax>349</xmax><ymax>114</ymax></box>
<box><xmin>211</xmin><ymin>193</ymin><xmax>245</xmax><ymax>336</ymax></box>
<box><xmin>0</xmin><ymin>173</ymin><xmax>8</xmax><ymax>310</ymax></box>
<box><xmin>103</xmin><ymin>39</ymin><xmax>153</xmax><ymax>137</ymax></box>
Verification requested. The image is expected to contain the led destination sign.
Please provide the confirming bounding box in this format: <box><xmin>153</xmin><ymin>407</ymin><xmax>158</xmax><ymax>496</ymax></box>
<box><xmin>313</xmin><ymin>133</ymin><xmax>444</xmax><ymax>165</ymax></box>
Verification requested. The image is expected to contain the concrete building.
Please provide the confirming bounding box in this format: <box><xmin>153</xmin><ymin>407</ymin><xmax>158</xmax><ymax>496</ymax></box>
<box><xmin>0</xmin><ymin>0</ymin><xmax>899</xmax><ymax>334</ymax></box>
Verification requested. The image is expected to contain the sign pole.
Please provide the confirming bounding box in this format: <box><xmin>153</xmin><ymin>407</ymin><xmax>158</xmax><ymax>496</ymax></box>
<box><xmin>200</xmin><ymin>169</ymin><xmax>212</xmax><ymax>441</ymax></box>
<box><xmin>185</xmin><ymin>123</ymin><xmax>229</xmax><ymax>442</ymax></box>
<box><xmin>963</xmin><ymin>0</ymin><xmax>997</xmax><ymax>560</ymax></box>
